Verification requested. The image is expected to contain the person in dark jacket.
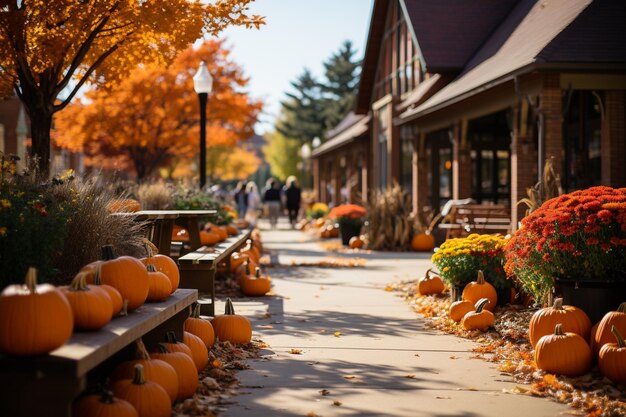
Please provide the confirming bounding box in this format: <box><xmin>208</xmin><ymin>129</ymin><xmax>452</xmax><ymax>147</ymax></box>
<box><xmin>284</xmin><ymin>175</ymin><xmax>301</xmax><ymax>229</ymax></box>
<box><xmin>263</xmin><ymin>179</ymin><xmax>282</xmax><ymax>229</ymax></box>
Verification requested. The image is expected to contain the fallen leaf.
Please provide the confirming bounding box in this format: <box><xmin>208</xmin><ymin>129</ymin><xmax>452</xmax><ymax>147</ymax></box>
<box><xmin>306</xmin><ymin>412</ymin><xmax>320</xmax><ymax>417</ymax></box>
<box><xmin>334</xmin><ymin>331</ymin><xmax>342</xmax><ymax>337</ymax></box>
<box><xmin>435</xmin><ymin>396</ymin><xmax>451</xmax><ymax>399</ymax></box>
<box><xmin>449</xmin><ymin>355</ymin><xmax>460</xmax><ymax>359</ymax></box>
<box><xmin>201</xmin><ymin>377</ymin><xmax>220</xmax><ymax>390</ymax></box>
<box><xmin>211</xmin><ymin>359</ymin><xmax>222</xmax><ymax>368</ymax></box>
<box><xmin>257</xmin><ymin>325</ymin><xmax>274</xmax><ymax>329</ymax></box>
<box><xmin>288</xmin><ymin>349</ymin><xmax>303</xmax><ymax>355</ymax></box>
<box><xmin>414</xmin><ymin>353</ymin><xmax>420</xmax><ymax>357</ymax></box>
<box><xmin>456</xmin><ymin>387</ymin><xmax>479</xmax><ymax>391</ymax></box>
<box><xmin>332</xmin><ymin>400</ymin><xmax>342</xmax><ymax>406</ymax></box>
<box><xmin>343</xmin><ymin>375</ymin><xmax>356</xmax><ymax>379</ymax></box>
<box><xmin>319</xmin><ymin>329</ymin><xmax>327</xmax><ymax>333</ymax></box>
<box><xmin>319</xmin><ymin>389</ymin><xmax>331</xmax><ymax>396</ymax></box>
<box><xmin>405</xmin><ymin>374</ymin><xmax>417</xmax><ymax>379</ymax></box>
<box><xmin>256</xmin><ymin>342</ymin><xmax>270</xmax><ymax>349</ymax></box>
<box><xmin>384</xmin><ymin>285</ymin><xmax>394</xmax><ymax>292</ymax></box>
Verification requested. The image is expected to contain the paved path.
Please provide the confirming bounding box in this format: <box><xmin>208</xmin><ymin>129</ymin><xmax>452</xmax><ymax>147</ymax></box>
<box><xmin>219</xmin><ymin>220</ymin><xmax>569</xmax><ymax>417</ymax></box>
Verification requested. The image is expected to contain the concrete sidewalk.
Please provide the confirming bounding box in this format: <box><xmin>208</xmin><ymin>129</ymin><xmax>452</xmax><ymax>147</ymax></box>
<box><xmin>219</xmin><ymin>220</ymin><xmax>568</xmax><ymax>417</ymax></box>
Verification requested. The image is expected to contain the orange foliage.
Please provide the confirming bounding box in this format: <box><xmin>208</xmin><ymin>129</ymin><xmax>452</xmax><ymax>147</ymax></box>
<box><xmin>54</xmin><ymin>41</ymin><xmax>262</xmax><ymax>179</ymax></box>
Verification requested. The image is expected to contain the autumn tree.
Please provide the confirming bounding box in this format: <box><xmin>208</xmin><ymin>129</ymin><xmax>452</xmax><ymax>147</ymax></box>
<box><xmin>263</xmin><ymin>128</ymin><xmax>300</xmax><ymax>181</ymax></box>
<box><xmin>54</xmin><ymin>41</ymin><xmax>262</xmax><ymax>180</ymax></box>
<box><xmin>0</xmin><ymin>0</ymin><xmax>263</xmax><ymax>176</ymax></box>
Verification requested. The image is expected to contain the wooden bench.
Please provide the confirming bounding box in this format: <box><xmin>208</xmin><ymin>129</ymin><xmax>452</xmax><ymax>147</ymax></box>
<box><xmin>177</xmin><ymin>229</ymin><xmax>252</xmax><ymax>316</ymax></box>
<box><xmin>438</xmin><ymin>204</ymin><xmax>511</xmax><ymax>239</ymax></box>
<box><xmin>0</xmin><ymin>289</ymin><xmax>197</xmax><ymax>417</ymax></box>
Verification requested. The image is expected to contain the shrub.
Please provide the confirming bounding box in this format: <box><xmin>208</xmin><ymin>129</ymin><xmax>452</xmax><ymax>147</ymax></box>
<box><xmin>172</xmin><ymin>186</ymin><xmax>233</xmax><ymax>225</ymax></box>
<box><xmin>137</xmin><ymin>181</ymin><xmax>174</xmax><ymax>210</ymax></box>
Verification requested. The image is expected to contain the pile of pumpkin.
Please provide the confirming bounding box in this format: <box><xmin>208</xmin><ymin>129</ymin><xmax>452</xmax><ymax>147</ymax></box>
<box><xmin>218</xmin><ymin>234</ymin><xmax>272</xmax><ymax>297</ymax></box>
<box><xmin>415</xmin><ymin>269</ymin><xmax>626</xmax><ymax>386</ymax></box>
<box><xmin>72</xmin><ymin>298</ymin><xmax>252</xmax><ymax>417</ymax></box>
<box><xmin>173</xmin><ymin>221</ymin><xmax>241</xmax><ymax>246</ymax></box>
<box><xmin>0</xmin><ymin>244</ymin><xmax>182</xmax><ymax>356</ymax></box>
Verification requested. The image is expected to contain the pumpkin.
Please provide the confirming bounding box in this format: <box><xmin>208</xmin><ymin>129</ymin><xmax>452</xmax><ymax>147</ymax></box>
<box><xmin>73</xmin><ymin>390</ymin><xmax>138</xmax><ymax>417</ymax></box>
<box><xmin>162</xmin><ymin>331</ymin><xmax>193</xmax><ymax>358</ymax></box>
<box><xmin>111</xmin><ymin>364</ymin><xmax>171</xmax><ymax>417</ymax></box>
<box><xmin>183</xmin><ymin>331</ymin><xmax>209</xmax><ymax>371</ymax></box>
<box><xmin>449</xmin><ymin>300</ymin><xmax>474</xmax><ymax>323</ymax></box>
<box><xmin>225</xmin><ymin>224</ymin><xmax>239</xmax><ymax>236</ymax></box>
<box><xmin>172</xmin><ymin>226</ymin><xmax>189</xmax><ymax>242</ymax></box>
<box><xmin>241</xmin><ymin>241</ymin><xmax>260</xmax><ymax>263</ymax></box>
<box><xmin>111</xmin><ymin>339</ymin><xmax>178</xmax><ymax>403</ymax></box>
<box><xmin>589</xmin><ymin>322</ymin><xmax>599</xmax><ymax>355</ymax></box>
<box><xmin>348</xmin><ymin>236</ymin><xmax>364</xmax><ymax>249</ymax></box>
<box><xmin>83</xmin><ymin>245</ymin><xmax>150</xmax><ymax>311</ymax></box>
<box><xmin>199</xmin><ymin>230</ymin><xmax>220</xmax><ymax>246</ymax></box>
<box><xmin>141</xmin><ymin>246</ymin><xmax>179</xmax><ymax>294</ymax></box>
<box><xmin>106</xmin><ymin>198</ymin><xmax>141</xmax><ymax>213</ymax></box>
<box><xmin>411</xmin><ymin>232</ymin><xmax>435</xmax><ymax>252</ymax></box>
<box><xmin>416</xmin><ymin>268</ymin><xmax>445</xmax><ymax>296</ymax></box>
<box><xmin>211</xmin><ymin>298</ymin><xmax>252</xmax><ymax>344</ymax></box>
<box><xmin>236</xmin><ymin>258</ymin><xmax>258</xmax><ymax>281</ymax></box>
<box><xmin>60</xmin><ymin>272</ymin><xmax>113</xmax><ymax>331</ymax></box>
<box><xmin>598</xmin><ymin>325</ymin><xmax>626</xmax><ymax>385</ymax></box>
<box><xmin>241</xmin><ymin>267</ymin><xmax>272</xmax><ymax>297</ymax></box>
<box><xmin>92</xmin><ymin>264</ymin><xmax>123</xmax><ymax>317</ymax></box>
<box><xmin>0</xmin><ymin>267</ymin><xmax>73</xmax><ymax>356</ymax></box>
<box><xmin>528</xmin><ymin>297</ymin><xmax>592</xmax><ymax>348</ymax></box>
<box><xmin>184</xmin><ymin>304</ymin><xmax>215</xmax><ymax>348</ymax></box>
<box><xmin>462</xmin><ymin>270</ymin><xmax>497</xmax><ymax>312</ymax></box>
<box><xmin>230</xmin><ymin>252</ymin><xmax>249</xmax><ymax>273</ymax></box>
<box><xmin>145</xmin><ymin>264</ymin><xmax>171</xmax><ymax>302</ymax></box>
<box><xmin>535</xmin><ymin>323</ymin><xmax>592</xmax><ymax>377</ymax></box>
<box><xmin>205</xmin><ymin>223</ymin><xmax>228</xmax><ymax>241</ymax></box>
<box><xmin>150</xmin><ymin>344</ymin><xmax>198</xmax><ymax>400</ymax></box>
<box><xmin>593</xmin><ymin>302</ymin><xmax>626</xmax><ymax>356</ymax></box>
<box><xmin>461</xmin><ymin>298</ymin><xmax>495</xmax><ymax>331</ymax></box>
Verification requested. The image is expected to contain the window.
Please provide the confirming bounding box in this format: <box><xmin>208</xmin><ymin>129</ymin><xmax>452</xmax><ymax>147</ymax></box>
<box><xmin>425</xmin><ymin>129</ymin><xmax>453</xmax><ymax>210</ymax></box>
<box><xmin>563</xmin><ymin>90</ymin><xmax>602</xmax><ymax>191</ymax></box>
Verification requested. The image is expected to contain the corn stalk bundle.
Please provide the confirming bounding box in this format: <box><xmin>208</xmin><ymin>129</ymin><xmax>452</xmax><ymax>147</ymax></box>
<box><xmin>517</xmin><ymin>157</ymin><xmax>563</xmax><ymax>216</ymax></box>
<box><xmin>366</xmin><ymin>183</ymin><xmax>413</xmax><ymax>251</ymax></box>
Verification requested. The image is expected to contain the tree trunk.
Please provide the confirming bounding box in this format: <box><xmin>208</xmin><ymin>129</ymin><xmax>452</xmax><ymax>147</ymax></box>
<box><xmin>28</xmin><ymin>106</ymin><xmax>54</xmax><ymax>179</ymax></box>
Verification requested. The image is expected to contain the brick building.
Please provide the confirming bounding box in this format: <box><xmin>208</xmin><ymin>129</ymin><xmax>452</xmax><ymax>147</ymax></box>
<box><xmin>311</xmin><ymin>0</ymin><xmax>626</xmax><ymax>227</ymax></box>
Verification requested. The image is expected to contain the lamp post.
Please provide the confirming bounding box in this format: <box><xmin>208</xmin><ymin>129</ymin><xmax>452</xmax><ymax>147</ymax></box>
<box><xmin>193</xmin><ymin>61</ymin><xmax>213</xmax><ymax>188</ymax></box>
<box><xmin>300</xmin><ymin>142</ymin><xmax>311</xmax><ymax>189</ymax></box>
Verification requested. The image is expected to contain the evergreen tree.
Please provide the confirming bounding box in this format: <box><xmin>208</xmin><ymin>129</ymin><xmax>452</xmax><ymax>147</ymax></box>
<box><xmin>321</xmin><ymin>40</ymin><xmax>361</xmax><ymax>131</ymax></box>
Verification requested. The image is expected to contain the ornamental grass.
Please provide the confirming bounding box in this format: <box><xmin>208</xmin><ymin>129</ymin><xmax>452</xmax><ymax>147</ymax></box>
<box><xmin>505</xmin><ymin>186</ymin><xmax>626</xmax><ymax>305</ymax></box>
<box><xmin>365</xmin><ymin>183</ymin><xmax>413</xmax><ymax>251</ymax></box>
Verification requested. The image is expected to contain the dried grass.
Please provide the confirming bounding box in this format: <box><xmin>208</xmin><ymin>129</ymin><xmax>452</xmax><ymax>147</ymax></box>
<box><xmin>366</xmin><ymin>183</ymin><xmax>413</xmax><ymax>251</ymax></box>
<box><xmin>50</xmin><ymin>177</ymin><xmax>147</xmax><ymax>284</ymax></box>
<box><xmin>518</xmin><ymin>157</ymin><xmax>563</xmax><ymax>216</ymax></box>
<box><xmin>137</xmin><ymin>181</ymin><xmax>174</xmax><ymax>210</ymax></box>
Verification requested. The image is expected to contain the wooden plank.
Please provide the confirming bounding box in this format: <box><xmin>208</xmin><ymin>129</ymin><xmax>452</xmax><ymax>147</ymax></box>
<box><xmin>0</xmin><ymin>289</ymin><xmax>197</xmax><ymax>378</ymax></box>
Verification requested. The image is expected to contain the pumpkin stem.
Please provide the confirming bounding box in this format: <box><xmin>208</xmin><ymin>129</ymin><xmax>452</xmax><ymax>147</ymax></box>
<box><xmin>554</xmin><ymin>323</ymin><xmax>564</xmax><ymax>336</ymax></box>
<box><xmin>255</xmin><ymin>267</ymin><xmax>261</xmax><ymax>278</ymax></box>
<box><xmin>617</xmin><ymin>302</ymin><xmax>626</xmax><ymax>314</ymax></box>
<box><xmin>69</xmin><ymin>272</ymin><xmax>90</xmax><ymax>292</ymax></box>
<box><xmin>99</xmin><ymin>390</ymin><xmax>115</xmax><ymax>405</ymax></box>
<box><xmin>155</xmin><ymin>343</ymin><xmax>171</xmax><ymax>354</ymax></box>
<box><xmin>146</xmin><ymin>264</ymin><xmax>157</xmax><ymax>273</ymax></box>
<box><xmin>25</xmin><ymin>267</ymin><xmax>38</xmax><ymax>293</ymax></box>
<box><xmin>552</xmin><ymin>298</ymin><xmax>564</xmax><ymax>310</ymax></box>
<box><xmin>134</xmin><ymin>339</ymin><xmax>151</xmax><ymax>360</ymax></box>
<box><xmin>165</xmin><ymin>331</ymin><xmax>179</xmax><ymax>344</ymax></box>
<box><xmin>101</xmin><ymin>245</ymin><xmax>117</xmax><ymax>261</ymax></box>
<box><xmin>192</xmin><ymin>303</ymin><xmax>202</xmax><ymax>318</ymax></box>
<box><xmin>244</xmin><ymin>261</ymin><xmax>250</xmax><ymax>276</ymax></box>
<box><xmin>225</xmin><ymin>298</ymin><xmax>236</xmax><ymax>315</ymax></box>
<box><xmin>425</xmin><ymin>268</ymin><xmax>432</xmax><ymax>279</ymax></box>
<box><xmin>611</xmin><ymin>325</ymin><xmax>626</xmax><ymax>348</ymax></box>
<box><xmin>476</xmin><ymin>270</ymin><xmax>485</xmax><ymax>284</ymax></box>
<box><xmin>132</xmin><ymin>364</ymin><xmax>146</xmax><ymax>385</ymax></box>
<box><xmin>474</xmin><ymin>298</ymin><xmax>490</xmax><ymax>313</ymax></box>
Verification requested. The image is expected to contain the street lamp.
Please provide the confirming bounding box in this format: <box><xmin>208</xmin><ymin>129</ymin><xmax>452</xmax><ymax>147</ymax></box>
<box><xmin>312</xmin><ymin>136</ymin><xmax>321</xmax><ymax>148</ymax></box>
<box><xmin>193</xmin><ymin>61</ymin><xmax>213</xmax><ymax>188</ymax></box>
<box><xmin>301</xmin><ymin>142</ymin><xmax>311</xmax><ymax>189</ymax></box>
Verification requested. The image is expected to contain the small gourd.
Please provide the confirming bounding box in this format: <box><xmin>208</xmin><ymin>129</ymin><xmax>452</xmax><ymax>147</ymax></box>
<box><xmin>416</xmin><ymin>268</ymin><xmax>445</xmax><ymax>296</ymax></box>
<box><xmin>449</xmin><ymin>300</ymin><xmax>474</xmax><ymax>323</ymax></box>
<box><xmin>461</xmin><ymin>298</ymin><xmax>495</xmax><ymax>331</ymax></box>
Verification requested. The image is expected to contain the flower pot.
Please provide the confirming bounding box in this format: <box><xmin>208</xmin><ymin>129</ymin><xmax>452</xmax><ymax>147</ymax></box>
<box><xmin>555</xmin><ymin>278</ymin><xmax>626</xmax><ymax>324</ymax></box>
<box><xmin>339</xmin><ymin>222</ymin><xmax>362</xmax><ymax>246</ymax></box>
<box><xmin>450</xmin><ymin>284</ymin><xmax>464</xmax><ymax>302</ymax></box>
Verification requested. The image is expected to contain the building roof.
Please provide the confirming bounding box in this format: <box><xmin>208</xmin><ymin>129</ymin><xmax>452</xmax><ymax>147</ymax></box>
<box><xmin>396</xmin><ymin>73</ymin><xmax>449</xmax><ymax>112</ymax></box>
<box><xmin>312</xmin><ymin>114</ymin><xmax>370</xmax><ymax>158</ymax></box>
<box><xmin>399</xmin><ymin>0</ymin><xmax>626</xmax><ymax>122</ymax></box>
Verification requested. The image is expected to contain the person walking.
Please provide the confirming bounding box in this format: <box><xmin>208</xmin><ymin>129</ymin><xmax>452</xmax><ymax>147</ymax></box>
<box><xmin>245</xmin><ymin>181</ymin><xmax>261</xmax><ymax>228</ymax></box>
<box><xmin>263</xmin><ymin>179</ymin><xmax>282</xmax><ymax>229</ymax></box>
<box><xmin>284</xmin><ymin>175</ymin><xmax>302</xmax><ymax>229</ymax></box>
<box><xmin>233</xmin><ymin>181</ymin><xmax>248</xmax><ymax>220</ymax></box>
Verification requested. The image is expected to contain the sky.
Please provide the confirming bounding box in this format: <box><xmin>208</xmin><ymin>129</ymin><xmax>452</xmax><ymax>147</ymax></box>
<box><xmin>215</xmin><ymin>0</ymin><xmax>375</xmax><ymax>134</ymax></box>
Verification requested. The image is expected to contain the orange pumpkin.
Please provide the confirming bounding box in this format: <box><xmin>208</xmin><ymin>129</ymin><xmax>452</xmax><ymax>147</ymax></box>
<box><xmin>449</xmin><ymin>300</ymin><xmax>474</xmax><ymax>323</ymax></box>
<box><xmin>145</xmin><ymin>264</ymin><xmax>171</xmax><ymax>302</ymax></box>
<box><xmin>598</xmin><ymin>325</ymin><xmax>626</xmax><ymax>385</ymax></box>
<box><xmin>150</xmin><ymin>344</ymin><xmax>198</xmax><ymax>401</ymax></box>
<box><xmin>111</xmin><ymin>339</ymin><xmax>178</xmax><ymax>403</ymax></box>
<box><xmin>230</xmin><ymin>252</ymin><xmax>249</xmax><ymax>273</ymax></box>
<box><xmin>225</xmin><ymin>224</ymin><xmax>239</xmax><ymax>236</ymax></box>
<box><xmin>0</xmin><ymin>267</ymin><xmax>73</xmax><ymax>356</ymax></box>
<box><xmin>183</xmin><ymin>331</ymin><xmax>209</xmax><ymax>371</ymax></box>
<box><xmin>111</xmin><ymin>364</ymin><xmax>171</xmax><ymax>417</ymax></box>
<box><xmin>141</xmin><ymin>251</ymin><xmax>179</xmax><ymax>294</ymax></box>
<box><xmin>106</xmin><ymin>198</ymin><xmax>141</xmax><ymax>213</ymax></box>
<box><xmin>240</xmin><ymin>267</ymin><xmax>272</xmax><ymax>297</ymax></box>
<box><xmin>348</xmin><ymin>236</ymin><xmax>364</xmax><ymax>249</ymax></box>
<box><xmin>83</xmin><ymin>245</ymin><xmax>150</xmax><ymax>311</ymax></box>
<box><xmin>162</xmin><ymin>331</ymin><xmax>193</xmax><ymax>358</ymax></box>
<box><xmin>172</xmin><ymin>226</ymin><xmax>189</xmax><ymax>242</ymax></box>
<box><xmin>199</xmin><ymin>230</ymin><xmax>220</xmax><ymax>246</ymax></box>
<box><xmin>91</xmin><ymin>264</ymin><xmax>123</xmax><ymax>317</ymax></box>
<box><xmin>184</xmin><ymin>304</ymin><xmax>215</xmax><ymax>348</ymax></box>
<box><xmin>204</xmin><ymin>223</ymin><xmax>228</xmax><ymax>241</ymax></box>
<box><xmin>462</xmin><ymin>270</ymin><xmax>497</xmax><ymax>312</ymax></box>
<box><xmin>60</xmin><ymin>272</ymin><xmax>113</xmax><ymax>331</ymax></box>
<box><xmin>461</xmin><ymin>298</ymin><xmax>495</xmax><ymax>331</ymax></box>
<box><xmin>73</xmin><ymin>390</ymin><xmax>138</xmax><ymax>417</ymax></box>
<box><xmin>416</xmin><ymin>268</ymin><xmax>445</xmax><ymax>296</ymax></box>
<box><xmin>411</xmin><ymin>232</ymin><xmax>435</xmax><ymax>252</ymax></box>
<box><xmin>211</xmin><ymin>298</ymin><xmax>252</xmax><ymax>345</ymax></box>
<box><xmin>593</xmin><ymin>302</ymin><xmax>626</xmax><ymax>356</ymax></box>
<box><xmin>535</xmin><ymin>324</ymin><xmax>592</xmax><ymax>377</ymax></box>
<box><xmin>528</xmin><ymin>297</ymin><xmax>592</xmax><ymax>348</ymax></box>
